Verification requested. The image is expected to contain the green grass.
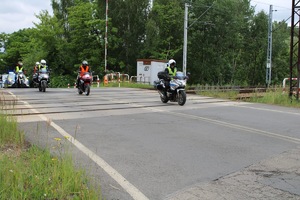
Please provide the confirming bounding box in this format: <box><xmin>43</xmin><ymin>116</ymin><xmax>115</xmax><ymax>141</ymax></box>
<box><xmin>196</xmin><ymin>86</ymin><xmax>300</xmax><ymax>108</ymax></box>
<box><xmin>103</xmin><ymin>81</ymin><xmax>154</xmax><ymax>89</ymax></box>
<box><xmin>0</xmin><ymin>113</ymin><xmax>102</xmax><ymax>199</ymax></box>
<box><xmin>247</xmin><ymin>90</ymin><xmax>300</xmax><ymax>108</ymax></box>
<box><xmin>198</xmin><ymin>90</ymin><xmax>239</xmax><ymax>100</ymax></box>
<box><xmin>0</xmin><ymin>114</ymin><xmax>24</xmax><ymax>147</ymax></box>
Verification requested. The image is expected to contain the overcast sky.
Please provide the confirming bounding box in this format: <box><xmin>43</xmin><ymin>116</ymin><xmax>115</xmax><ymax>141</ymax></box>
<box><xmin>0</xmin><ymin>0</ymin><xmax>53</xmax><ymax>34</ymax></box>
<box><xmin>251</xmin><ymin>0</ymin><xmax>292</xmax><ymax>24</ymax></box>
<box><xmin>0</xmin><ymin>0</ymin><xmax>292</xmax><ymax>34</ymax></box>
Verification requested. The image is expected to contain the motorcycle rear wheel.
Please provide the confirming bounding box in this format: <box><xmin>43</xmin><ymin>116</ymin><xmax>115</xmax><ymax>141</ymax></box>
<box><xmin>160</xmin><ymin>91</ymin><xmax>168</xmax><ymax>103</ymax></box>
<box><xmin>178</xmin><ymin>90</ymin><xmax>186</xmax><ymax>106</ymax></box>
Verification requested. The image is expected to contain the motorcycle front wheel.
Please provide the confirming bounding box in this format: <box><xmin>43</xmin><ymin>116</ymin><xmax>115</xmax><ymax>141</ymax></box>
<box><xmin>41</xmin><ymin>80</ymin><xmax>47</xmax><ymax>92</ymax></box>
<box><xmin>178</xmin><ymin>90</ymin><xmax>186</xmax><ymax>106</ymax></box>
<box><xmin>78</xmin><ymin>87</ymin><xmax>83</xmax><ymax>95</ymax></box>
<box><xmin>85</xmin><ymin>84</ymin><xmax>90</xmax><ymax>96</ymax></box>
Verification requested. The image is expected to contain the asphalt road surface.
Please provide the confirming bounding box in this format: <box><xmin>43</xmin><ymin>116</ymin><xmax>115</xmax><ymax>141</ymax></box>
<box><xmin>1</xmin><ymin>87</ymin><xmax>300</xmax><ymax>200</ymax></box>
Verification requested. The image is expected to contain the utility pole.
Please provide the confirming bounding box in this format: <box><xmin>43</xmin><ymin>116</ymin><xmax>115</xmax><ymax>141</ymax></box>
<box><xmin>183</xmin><ymin>3</ymin><xmax>189</xmax><ymax>76</ymax></box>
<box><xmin>266</xmin><ymin>5</ymin><xmax>273</xmax><ymax>87</ymax></box>
<box><xmin>182</xmin><ymin>2</ymin><xmax>215</xmax><ymax>76</ymax></box>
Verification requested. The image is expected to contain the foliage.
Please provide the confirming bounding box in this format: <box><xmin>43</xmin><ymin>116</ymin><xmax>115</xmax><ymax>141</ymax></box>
<box><xmin>0</xmin><ymin>114</ymin><xmax>23</xmax><ymax>147</ymax></box>
<box><xmin>50</xmin><ymin>74</ymin><xmax>76</xmax><ymax>88</ymax></box>
<box><xmin>0</xmin><ymin>112</ymin><xmax>101</xmax><ymax>199</ymax></box>
<box><xmin>248</xmin><ymin>89</ymin><xmax>300</xmax><ymax>108</ymax></box>
<box><xmin>0</xmin><ymin>0</ymin><xmax>292</xmax><ymax>88</ymax></box>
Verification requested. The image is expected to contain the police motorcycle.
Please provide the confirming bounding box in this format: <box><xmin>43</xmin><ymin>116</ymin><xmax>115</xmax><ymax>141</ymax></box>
<box><xmin>15</xmin><ymin>70</ymin><xmax>30</xmax><ymax>88</ymax></box>
<box><xmin>154</xmin><ymin>71</ymin><xmax>189</xmax><ymax>106</ymax></box>
<box><xmin>77</xmin><ymin>72</ymin><xmax>92</xmax><ymax>96</ymax></box>
<box><xmin>33</xmin><ymin>68</ymin><xmax>50</xmax><ymax>92</ymax></box>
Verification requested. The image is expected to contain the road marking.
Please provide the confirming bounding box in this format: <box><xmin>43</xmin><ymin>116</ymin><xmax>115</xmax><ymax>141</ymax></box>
<box><xmin>139</xmin><ymin>105</ymin><xmax>300</xmax><ymax>145</ymax></box>
<box><xmin>235</xmin><ymin>104</ymin><xmax>300</xmax><ymax>116</ymax></box>
<box><xmin>7</xmin><ymin>92</ymin><xmax>149</xmax><ymax>200</ymax></box>
<box><xmin>103</xmin><ymin>97</ymin><xmax>300</xmax><ymax>144</ymax></box>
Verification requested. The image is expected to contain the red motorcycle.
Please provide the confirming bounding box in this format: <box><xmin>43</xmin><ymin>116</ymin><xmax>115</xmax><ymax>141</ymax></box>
<box><xmin>78</xmin><ymin>72</ymin><xmax>92</xmax><ymax>96</ymax></box>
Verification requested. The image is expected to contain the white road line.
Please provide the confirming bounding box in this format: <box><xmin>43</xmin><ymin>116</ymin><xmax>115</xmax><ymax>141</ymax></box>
<box><xmin>106</xmin><ymin>98</ymin><xmax>300</xmax><ymax>144</ymax></box>
<box><xmin>7</xmin><ymin>92</ymin><xmax>149</xmax><ymax>200</ymax></box>
<box><xmin>235</xmin><ymin>104</ymin><xmax>300</xmax><ymax>116</ymax></box>
<box><xmin>141</xmin><ymin>105</ymin><xmax>300</xmax><ymax>145</ymax></box>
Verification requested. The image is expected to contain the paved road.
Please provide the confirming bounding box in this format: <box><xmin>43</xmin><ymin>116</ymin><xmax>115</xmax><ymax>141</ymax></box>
<box><xmin>1</xmin><ymin>87</ymin><xmax>300</xmax><ymax>200</ymax></box>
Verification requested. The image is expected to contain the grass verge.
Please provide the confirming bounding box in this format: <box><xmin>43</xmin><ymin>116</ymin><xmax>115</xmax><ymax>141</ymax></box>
<box><xmin>247</xmin><ymin>90</ymin><xmax>300</xmax><ymax>108</ymax></box>
<box><xmin>0</xmin><ymin>113</ymin><xmax>102</xmax><ymax>199</ymax></box>
<box><xmin>196</xmin><ymin>86</ymin><xmax>300</xmax><ymax>108</ymax></box>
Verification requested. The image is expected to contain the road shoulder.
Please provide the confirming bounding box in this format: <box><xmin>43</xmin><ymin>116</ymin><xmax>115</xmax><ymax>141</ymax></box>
<box><xmin>166</xmin><ymin>146</ymin><xmax>300</xmax><ymax>200</ymax></box>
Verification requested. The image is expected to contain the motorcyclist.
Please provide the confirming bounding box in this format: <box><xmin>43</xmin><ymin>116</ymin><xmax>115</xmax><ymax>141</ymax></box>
<box><xmin>164</xmin><ymin>59</ymin><xmax>177</xmax><ymax>89</ymax></box>
<box><xmin>39</xmin><ymin>59</ymin><xmax>48</xmax><ymax>71</ymax></box>
<box><xmin>38</xmin><ymin>59</ymin><xmax>50</xmax><ymax>84</ymax></box>
<box><xmin>165</xmin><ymin>59</ymin><xmax>177</xmax><ymax>77</ymax></box>
<box><xmin>15</xmin><ymin>61</ymin><xmax>25</xmax><ymax>83</ymax></box>
<box><xmin>15</xmin><ymin>61</ymin><xmax>24</xmax><ymax>73</ymax></box>
<box><xmin>77</xmin><ymin>60</ymin><xmax>90</xmax><ymax>87</ymax></box>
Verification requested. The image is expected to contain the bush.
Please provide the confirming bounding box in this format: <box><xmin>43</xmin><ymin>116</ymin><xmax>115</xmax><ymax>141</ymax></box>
<box><xmin>50</xmin><ymin>75</ymin><xmax>76</xmax><ymax>88</ymax></box>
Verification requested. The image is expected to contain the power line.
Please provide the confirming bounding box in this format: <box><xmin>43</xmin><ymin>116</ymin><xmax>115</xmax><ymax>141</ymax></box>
<box><xmin>251</xmin><ymin>0</ymin><xmax>291</xmax><ymax>11</ymax></box>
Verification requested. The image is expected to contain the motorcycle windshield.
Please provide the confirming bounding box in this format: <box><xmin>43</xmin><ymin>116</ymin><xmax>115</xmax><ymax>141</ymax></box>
<box><xmin>39</xmin><ymin>68</ymin><xmax>48</xmax><ymax>74</ymax></box>
<box><xmin>175</xmin><ymin>72</ymin><xmax>185</xmax><ymax>80</ymax></box>
<box><xmin>8</xmin><ymin>72</ymin><xmax>15</xmax><ymax>80</ymax></box>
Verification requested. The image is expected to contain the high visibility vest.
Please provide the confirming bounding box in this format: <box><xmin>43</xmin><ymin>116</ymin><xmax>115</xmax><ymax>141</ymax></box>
<box><xmin>167</xmin><ymin>67</ymin><xmax>177</xmax><ymax>77</ymax></box>
<box><xmin>16</xmin><ymin>66</ymin><xmax>23</xmax><ymax>72</ymax></box>
<box><xmin>39</xmin><ymin>65</ymin><xmax>47</xmax><ymax>70</ymax></box>
<box><xmin>80</xmin><ymin>65</ymin><xmax>89</xmax><ymax>76</ymax></box>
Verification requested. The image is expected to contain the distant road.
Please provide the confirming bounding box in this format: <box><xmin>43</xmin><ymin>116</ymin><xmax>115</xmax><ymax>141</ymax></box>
<box><xmin>2</xmin><ymin>87</ymin><xmax>300</xmax><ymax>200</ymax></box>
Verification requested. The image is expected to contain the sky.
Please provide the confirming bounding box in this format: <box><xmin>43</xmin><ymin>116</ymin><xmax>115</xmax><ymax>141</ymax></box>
<box><xmin>0</xmin><ymin>0</ymin><xmax>53</xmax><ymax>34</ymax></box>
<box><xmin>0</xmin><ymin>0</ymin><xmax>293</xmax><ymax>34</ymax></box>
<box><xmin>251</xmin><ymin>0</ymin><xmax>292</xmax><ymax>24</ymax></box>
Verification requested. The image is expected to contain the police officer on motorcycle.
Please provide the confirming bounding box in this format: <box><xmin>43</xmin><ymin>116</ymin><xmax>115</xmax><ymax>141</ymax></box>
<box><xmin>15</xmin><ymin>61</ymin><xmax>24</xmax><ymax>73</ymax></box>
<box><xmin>39</xmin><ymin>59</ymin><xmax>48</xmax><ymax>70</ymax></box>
<box><xmin>164</xmin><ymin>59</ymin><xmax>177</xmax><ymax>89</ymax></box>
<box><xmin>165</xmin><ymin>59</ymin><xmax>177</xmax><ymax>77</ymax></box>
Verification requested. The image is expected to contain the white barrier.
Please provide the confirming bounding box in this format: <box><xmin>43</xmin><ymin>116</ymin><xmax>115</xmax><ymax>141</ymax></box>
<box><xmin>282</xmin><ymin>77</ymin><xmax>299</xmax><ymax>93</ymax></box>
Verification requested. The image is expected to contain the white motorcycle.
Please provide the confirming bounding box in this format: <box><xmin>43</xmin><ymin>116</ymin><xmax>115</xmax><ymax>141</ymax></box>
<box><xmin>33</xmin><ymin>68</ymin><xmax>50</xmax><ymax>92</ymax></box>
<box><xmin>15</xmin><ymin>70</ymin><xmax>29</xmax><ymax>88</ymax></box>
<box><xmin>154</xmin><ymin>71</ymin><xmax>189</xmax><ymax>106</ymax></box>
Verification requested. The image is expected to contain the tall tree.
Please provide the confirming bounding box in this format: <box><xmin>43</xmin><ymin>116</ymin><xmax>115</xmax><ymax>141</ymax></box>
<box><xmin>144</xmin><ymin>0</ymin><xmax>184</xmax><ymax>63</ymax></box>
<box><xmin>109</xmin><ymin>0</ymin><xmax>150</xmax><ymax>74</ymax></box>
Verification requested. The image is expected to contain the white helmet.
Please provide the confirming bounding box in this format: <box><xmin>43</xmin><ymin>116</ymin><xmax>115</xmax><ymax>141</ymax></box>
<box><xmin>36</xmin><ymin>62</ymin><xmax>40</xmax><ymax>65</ymax></box>
<box><xmin>82</xmin><ymin>60</ymin><xmax>88</xmax><ymax>66</ymax></box>
<box><xmin>40</xmin><ymin>59</ymin><xmax>46</xmax><ymax>65</ymax></box>
<box><xmin>168</xmin><ymin>59</ymin><xmax>176</xmax><ymax>66</ymax></box>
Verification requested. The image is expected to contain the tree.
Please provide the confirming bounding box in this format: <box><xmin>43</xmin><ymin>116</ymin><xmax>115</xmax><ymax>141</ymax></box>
<box><xmin>108</xmin><ymin>0</ymin><xmax>151</xmax><ymax>75</ymax></box>
<box><xmin>144</xmin><ymin>0</ymin><xmax>184</xmax><ymax>64</ymax></box>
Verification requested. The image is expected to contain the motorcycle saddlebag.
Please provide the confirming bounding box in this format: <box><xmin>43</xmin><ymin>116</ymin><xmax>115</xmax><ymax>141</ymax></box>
<box><xmin>153</xmin><ymin>80</ymin><xmax>163</xmax><ymax>90</ymax></box>
<box><xmin>157</xmin><ymin>71</ymin><xmax>170</xmax><ymax>81</ymax></box>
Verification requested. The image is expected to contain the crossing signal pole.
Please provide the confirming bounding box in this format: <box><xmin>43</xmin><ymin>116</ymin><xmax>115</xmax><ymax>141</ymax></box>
<box><xmin>289</xmin><ymin>0</ymin><xmax>300</xmax><ymax>100</ymax></box>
